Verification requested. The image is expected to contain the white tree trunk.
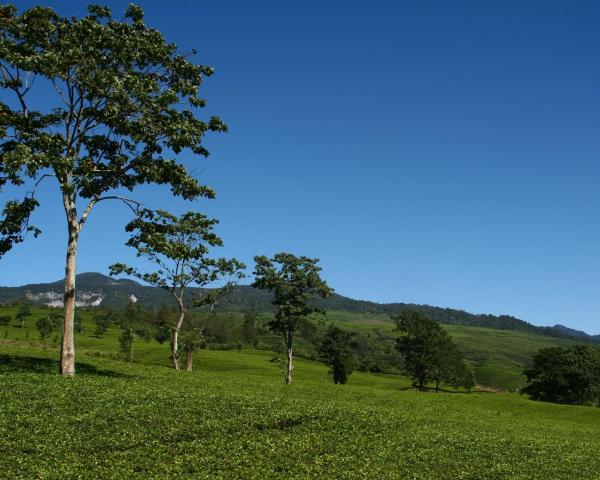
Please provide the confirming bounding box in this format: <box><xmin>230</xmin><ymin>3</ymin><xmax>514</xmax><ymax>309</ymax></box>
<box><xmin>60</xmin><ymin>216</ymin><xmax>79</xmax><ymax>377</ymax></box>
<box><xmin>172</xmin><ymin>305</ymin><xmax>185</xmax><ymax>370</ymax></box>
<box><xmin>285</xmin><ymin>333</ymin><xmax>293</xmax><ymax>385</ymax></box>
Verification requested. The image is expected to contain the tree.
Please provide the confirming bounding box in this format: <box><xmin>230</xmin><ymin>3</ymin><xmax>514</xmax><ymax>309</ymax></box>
<box><xmin>110</xmin><ymin>209</ymin><xmax>245</xmax><ymax>370</ymax></box>
<box><xmin>73</xmin><ymin>313</ymin><xmax>83</xmax><ymax>334</ymax></box>
<box><xmin>15</xmin><ymin>304</ymin><xmax>31</xmax><ymax>329</ymax></box>
<box><xmin>35</xmin><ymin>315</ymin><xmax>54</xmax><ymax>342</ymax></box>
<box><xmin>0</xmin><ymin>4</ymin><xmax>226</xmax><ymax>376</ymax></box>
<box><xmin>93</xmin><ymin>309</ymin><xmax>115</xmax><ymax>338</ymax></box>
<box><xmin>252</xmin><ymin>253</ymin><xmax>333</xmax><ymax>384</ymax></box>
<box><xmin>394</xmin><ymin>310</ymin><xmax>469</xmax><ymax>392</ymax></box>
<box><xmin>119</xmin><ymin>325</ymin><xmax>135</xmax><ymax>363</ymax></box>
<box><xmin>153</xmin><ymin>304</ymin><xmax>177</xmax><ymax>344</ymax></box>
<box><xmin>522</xmin><ymin>345</ymin><xmax>600</xmax><ymax>406</ymax></box>
<box><xmin>180</xmin><ymin>315</ymin><xmax>205</xmax><ymax>372</ymax></box>
<box><xmin>429</xmin><ymin>340</ymin><xmax>474</xmax><ymax>392</ymax></box>
<box><xmin>320</xmin><ymin>325</ymin><xmax>357</xmax><ymax>384</ymax></box>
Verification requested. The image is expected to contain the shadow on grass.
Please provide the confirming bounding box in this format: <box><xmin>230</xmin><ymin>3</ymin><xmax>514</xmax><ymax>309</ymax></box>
<box><xmin>0</xmin><ymin>354</ymin><xmax>132</xmax><ymax>378</ymax></box>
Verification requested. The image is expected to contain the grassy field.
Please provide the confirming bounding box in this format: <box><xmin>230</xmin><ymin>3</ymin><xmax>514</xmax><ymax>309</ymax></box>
<box><xmin>0</xmin><ymin>306</ymin><xmax>581</xmax><ymax>391</ymax></box>
<box><xmin>2</xmin><ymin>343</ymin><xmax>600</xmax><ymax>479</ymax></box>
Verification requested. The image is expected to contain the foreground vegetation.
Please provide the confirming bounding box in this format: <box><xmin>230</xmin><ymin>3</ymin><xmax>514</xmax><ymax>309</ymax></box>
<box><xmin>1</xmin><ymin>344</ymin><xmax>600</xmax><ymax>479</ymax></box>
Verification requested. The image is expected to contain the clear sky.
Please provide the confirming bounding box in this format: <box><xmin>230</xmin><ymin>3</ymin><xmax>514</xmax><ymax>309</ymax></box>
<box><xmin>1</xmin><ymin>1</ymin><xmax>599</xmax><ymax>332</ymax></box>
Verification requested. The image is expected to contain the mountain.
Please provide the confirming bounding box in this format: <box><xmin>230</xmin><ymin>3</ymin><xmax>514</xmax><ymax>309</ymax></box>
<box><xmin>0</xmin><ymin>272</ymin><xmax>595</xmax><ymax>342</ymax></box>
<box><xmin>553</xmin><ymin>324</ymin><xmax>600</xmax><ymax>341</ymax></box>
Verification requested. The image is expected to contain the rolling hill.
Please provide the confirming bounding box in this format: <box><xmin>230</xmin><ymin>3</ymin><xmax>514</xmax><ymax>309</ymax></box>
<box><xmin>0</xmin><ymin>272</ymin><xmax>596</xmax><ymax>342</ymax></box>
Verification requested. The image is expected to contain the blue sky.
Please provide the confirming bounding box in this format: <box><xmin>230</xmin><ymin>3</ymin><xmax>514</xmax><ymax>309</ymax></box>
<box><xmin>2</xmin><ymin>1</ymin><xmax>600</xmax><ymax>332</ymax></box>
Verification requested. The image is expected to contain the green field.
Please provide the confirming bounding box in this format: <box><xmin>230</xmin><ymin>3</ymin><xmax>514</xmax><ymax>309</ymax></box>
<box><xmin>2</xmin><ymin>343</ymin><xmax>600</xmax><ymax>479</ymax></box>
<box><xmin>0</xmin><ymin>306</ymin><xmax>581</xmax><ymax>391</ymax></box>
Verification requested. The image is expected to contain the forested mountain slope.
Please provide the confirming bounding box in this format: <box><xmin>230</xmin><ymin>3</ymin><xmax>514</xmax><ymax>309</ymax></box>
<box><xmin>0</xmin><ymin>272</ymin><xmax>595</xmax><ymax>341</ymax></box>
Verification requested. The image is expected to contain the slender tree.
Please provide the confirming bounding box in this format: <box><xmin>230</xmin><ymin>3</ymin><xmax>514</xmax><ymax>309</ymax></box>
<box><xmin>0</xmin><ymin>4</ymin><xmax>226</xmax><ymax>376</ymax></box>
<box><xmin>110</xmin><ymin>209</ymin><xmax>245</xmax><ymax>370</ymax></box>
<box><xmin>252</xmin><ymin>253</ymin><xmax>333</xmax><ymax>384</ymax></box>
<box><xmin>119</xmin><ymin>325</ymin><xmax>135</xmax><ymax>363</ymax></box>
<box><xmin>15</xmin><ymin>303</ymin><xmax>31</xmax><ymax>329</ymax></box>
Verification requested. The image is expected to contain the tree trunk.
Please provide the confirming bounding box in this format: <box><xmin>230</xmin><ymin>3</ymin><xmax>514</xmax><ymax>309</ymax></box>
<box><xmin>284</xmin><ymin>333</ymin><xmax>293</xmax><ymax>385</ymax></box>
<box><xmin>435</xmin><ymin>379</ymin><xmax>440</xmax><ymax>393</ymax></box>
<box><xmin>172</xmin><ymin>305</ymin><xmax>185</xmax><ymax>370</ymax></box>
<box><xmin>172</xmin><ymin>326</ymin><xmax>180</xmax><ymax>370</ymax></box>
<box><xmin>186</xmin><ymin>350</ymin><xmax>193</xmax><ymax>372</ymax></box>
<box><xmin>60</xmin><ymin>218</ymin><xmax>79</xmax><ymax>377</ymax></box>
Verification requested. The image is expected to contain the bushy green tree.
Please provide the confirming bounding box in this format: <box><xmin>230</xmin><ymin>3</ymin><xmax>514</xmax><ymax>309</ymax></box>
<box><xmin>394</xmin><ymin>311</ymin><xmax>471</xmax><ymax>391</ymax></box>
<box><xmin>522</xmin><ymin>345</ymin><xmax>600</xmax><ymax>406</ymax></box>
<box><xmin>320</xmin><ymin>325</ymin><xmax>357</xmax><ymax>384</ymax></box>
<box><xmin>253</xmin><ymin>253</ymin><xmax>333</xmax><ymax>384</ymax></box>
<box><xmin>93</xmin><ymin>309</ymin><xmax>116</xmax><ymax>338</ymax></box>
<box><xmin>0</xmin><ymin>314</ymin><xmax>11</xmax><ymax>326</ymax></box>
<box><xmin>0</xmin><ymin>4</ymin><xmax>226</xmax><ymax>376</ymax></box>
<box><xmin>110</xmin><ymin>209</ymin><xmax>245</xmax><ymax>370</ymax></box>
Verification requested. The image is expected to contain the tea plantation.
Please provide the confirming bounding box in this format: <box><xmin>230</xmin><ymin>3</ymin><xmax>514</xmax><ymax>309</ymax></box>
<box><xmin>2</xmin><ymin>343</ymin><xmax>600</xmax><ymax>479</ymax></box>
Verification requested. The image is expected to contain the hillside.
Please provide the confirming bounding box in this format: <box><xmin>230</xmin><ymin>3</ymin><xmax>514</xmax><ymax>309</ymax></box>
<box><xmin>0</xmin><ymin>272</ymin><xmax>594</xmax><ymax>342</ymax></box>
<box><xmin>2</xmin><ymin>344</ymin><xmax>600</xmax><ymax>479</ymax></box>
<box><xmin>0</xmin><ymin>305</ymin><xmax>582</xmax><ymax>391</ymax></box>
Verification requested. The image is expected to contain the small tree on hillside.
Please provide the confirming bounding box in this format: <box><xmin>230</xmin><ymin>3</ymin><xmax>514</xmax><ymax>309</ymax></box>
<box><xmin>93</xmin><ymin>309</ymin><xmax>117</xmax><ymax>338</ymax></box>
<box><xmin>119</xmin><ymin>325</ymin><xmax>135</xmax><ymax>363</ymax></box>
<box><xmin>0</xmin><ymin>4</ymin><xmax>227</xmax><ymax>376</ymax></box>
<box><xmin>394</xmin><ymin>310</ymin><xmax>469</xmax><ymax>392</ymax></box>
<box><xmin>35</xmin><ymin>315</ymin><xmax>54</xmax><ymax>342</ymax></box>
<box><xmin>252</xmin><ymin>253</ymin><xmax>333</xmax><ymax>385</ymax></box>
<box><xmin>320</xmin><ymin>325</ymin><xmax>358</xmax><ymax>384</ymax></box>
<box><xmin>110</xmin><ymin>209</ymin><xmax>245</xmax><ymax>370</ymax></box>
<box><xmin>15</xmin><ymin>304</ymin><xmax>31</xmax><ymax>329</ymax></box>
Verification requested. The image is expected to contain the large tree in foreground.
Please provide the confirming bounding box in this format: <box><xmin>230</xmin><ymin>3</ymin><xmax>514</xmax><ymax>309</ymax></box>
<box><xmin>0</xmin><ymin>4</ymin><xmax>226</xmax><ymax>376</ymax></box>
<box><xmin>110</xmin><ymin>209</ymin><xmax>245</xmax><ymax>370</ymax></box>
<box><xmin>253</xmin><ymin>253</ymin><xmax>333</xmax><ymax>384</ymax></box>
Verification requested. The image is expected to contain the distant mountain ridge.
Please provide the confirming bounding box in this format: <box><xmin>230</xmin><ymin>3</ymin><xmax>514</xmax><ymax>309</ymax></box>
<box><xmin>0</xmin><ymin>272</ymin><xmax>597</xmax><ymax>342</ymax></box>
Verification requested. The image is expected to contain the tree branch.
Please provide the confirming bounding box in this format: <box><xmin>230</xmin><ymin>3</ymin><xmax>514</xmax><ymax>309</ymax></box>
<box><xmin>79</xmin><ymin>195</ymin><xmax>142</xmax><ymax>229</ymax></box>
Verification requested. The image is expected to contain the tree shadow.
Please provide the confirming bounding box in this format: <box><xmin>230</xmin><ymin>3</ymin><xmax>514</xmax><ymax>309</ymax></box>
<box><xmin>0</xmin><ymin>354</ymin><xmax>132</xmax><ymax>378</ymax></box>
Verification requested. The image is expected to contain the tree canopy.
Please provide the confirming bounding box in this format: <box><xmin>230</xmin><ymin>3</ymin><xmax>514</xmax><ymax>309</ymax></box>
<box><xmin>522</xmin><ymin>345</ymin><xmax>600</xmax><ymax>406</ymax></box>
<box><xmin>0</xmin><ymin>3</ymin><xmax>226</xmax><ymax>375</ymax></box>
<box><xmin>253</xmin><ymin>252</ymin><xmax>333</xmax><ymax>384</ymax></box>
<box><xmin>320</xmin><ymin>325</ymin><xmax>358</xmax><ymax>384</ymax></box>
<box><xmin>110</xmin><ymin>208</ymin><xmax>245</xmax><ymax>370</ymax></box>
<box><xmin>394</xmin><ymin>310</ymin><xmax>474</xmax><ymax>391</ymax></box>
